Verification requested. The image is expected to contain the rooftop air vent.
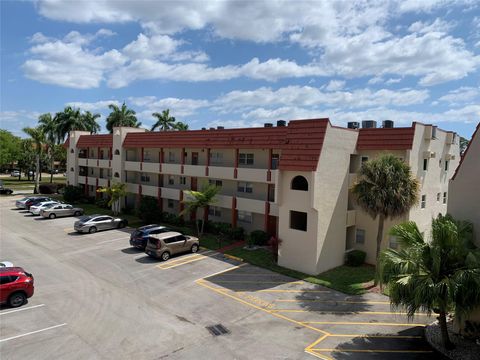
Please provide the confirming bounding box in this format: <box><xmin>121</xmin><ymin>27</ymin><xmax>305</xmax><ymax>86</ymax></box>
<box><xmin>347</xmin><ymin>122</ymin><xmax>360</xmax><ymax>129</ymax></box>
<box><xmin>382</xmin><ymin>120</ymin><xmax>394</xmax><ymax>128</ymax></box>
<box><xmin>264</xmin><ymin>123</ymin><xmax>273</xmax><ymax>128</ymax></box>
<box><xmin>362</xmin><ymin>120</ymin><xmax>377</xmax><ymax>129</ymax></box>
<box><xmin>277</xmin><ymin>120</ymin><xmax>286</xmax><ymax>127</ymax></box>
<box><xmin>217</xmin><ymin>126</ymin><xmax>224</xmax><ymax>130</ymax></box>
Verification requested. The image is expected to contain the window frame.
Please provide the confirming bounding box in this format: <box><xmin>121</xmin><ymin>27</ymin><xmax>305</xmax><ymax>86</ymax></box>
<box><xmin>237</xmin><ymin>210</ymin><xmax>253</xmax><ymax>224</ymax></box>
<box><xmin>355</xmin><ymin>229</ymin><xmax>365</xmax><ymax>244</ymax></box>
<box><xmin>289</xmin><ymin>210</ymin><xmax>308</xmax><ymax>232</ymax></box>
<box><xmin>237</xmin><ymin>181</ymin><xmax>253</xmax><ymax>193</ymax></box>
<box><xmin>421</xmin><ymin>194</ymin><xmax>426</xmax><ymax>209</ymax></box>
<box><xmin>239</xmin><ymin>153</ymin><xmax>254</xmax><ymax>165</ymax></box>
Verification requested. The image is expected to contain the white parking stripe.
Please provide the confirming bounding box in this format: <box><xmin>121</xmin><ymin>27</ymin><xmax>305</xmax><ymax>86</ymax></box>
<box><xmin>0</xmin><ymin>304</ymin><xmax>45</xmax><ymax>316</ymax></box>
<box><xmin>98</xmin><ymin>236</ymin><xmax>130</xmax><ymax>245</ymax></box>
<box><xmin>0</xmin><ymin>323</ymin><xmax>67</xmax><ymax>343</ymax></box>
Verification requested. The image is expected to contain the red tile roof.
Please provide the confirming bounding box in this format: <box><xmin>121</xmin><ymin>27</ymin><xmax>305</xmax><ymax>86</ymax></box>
<box><xmin>77</xmin><ymin>134</ymin><xmax>113</xmax><ymax>148</ymax></box>
<box><xmin>123</xmin><ymin>118</ymin><xmax>330</xmax><ymax>171</ymax></box>
<box><xmin>357</xmin><ymin>126</ymin><xmax>415</xmax><ymax>150</ymax></box>
<box><xmin>451</xmin><ymin>122</ymin><xmax>479</xmax><ymax>180</ymax></box>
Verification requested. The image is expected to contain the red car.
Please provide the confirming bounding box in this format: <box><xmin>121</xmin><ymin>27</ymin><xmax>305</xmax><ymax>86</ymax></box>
<box><xmin>0</xmin><ymin>267</ymin><xmax>34</xmax><ymax>307</ymax></box>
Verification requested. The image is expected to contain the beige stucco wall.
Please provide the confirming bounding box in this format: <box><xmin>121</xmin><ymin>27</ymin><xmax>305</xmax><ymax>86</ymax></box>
<box><xmin>448</xmin><ymin>126</ymin><xmax>480</xmax><ymax>245</ymax></box>
<box><xmin>67</xmin><ymin>130</ymin><xmax>90</xmax><ymax>186</ymax></box>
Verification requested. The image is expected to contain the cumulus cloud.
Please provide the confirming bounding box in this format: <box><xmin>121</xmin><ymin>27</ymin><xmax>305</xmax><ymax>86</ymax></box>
<box><xmin>324</xmin><ymin>80</ymin><xmax>346</xmax><ymax>91</ymax></box>
<box><xmin>65</xmin><ymin>100</ymin><xmax>120</xmax><ymax>112</ymax></box>
<box><xmin>438</xmin><ymin>87</ymin><xmax>480</xmax><ymax>104</ymax></box>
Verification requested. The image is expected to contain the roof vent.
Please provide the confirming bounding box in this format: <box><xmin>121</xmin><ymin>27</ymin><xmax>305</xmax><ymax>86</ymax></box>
<box><xmin>209</xmin><ymin>127</ymin><xmax>215</xmax><ymax>130</ymax></box>
<box><xmin>201</xmin><ymin>127</ymin><xmax>206</xmax><ymax>130</ymax></box>
<box><xmin>347</xmin><ymin>122</ymin><xmax>360</xmax><ymax>129</ymax></box>
<box><xmin>264</xmin><ymin>123</ymin><xmax>273</xmax><ymax>128</ymax></box>
<box><xmin>277</xmin><ymin>120</ymin><xmax>286</xmax><ymax>127</ymax></box>
<box><xmin>362</xmin><ymin>120</ymin><xmax>377</xmax><ymax>129</ymax></box>
<box><xmin>382</xmin><ymin>120</ymin><xmax>394</xmax><ymax>128</ymax></box>
<box><xmin>217</xmin><ymin>126</ymin><xmax>224</xmax><ymax>130</ymax></box>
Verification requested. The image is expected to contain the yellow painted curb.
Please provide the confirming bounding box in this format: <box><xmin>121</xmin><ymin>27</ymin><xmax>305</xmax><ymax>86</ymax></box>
<box><xmin>223</xmin><ymin>254</ymin><xmax>244</xmax><ymax>262</ymax></box>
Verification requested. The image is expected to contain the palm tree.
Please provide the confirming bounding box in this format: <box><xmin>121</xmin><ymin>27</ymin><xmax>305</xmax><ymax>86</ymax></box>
<box><xmin>54</xmin><ymin>106</ymin><xmax>100</xmax><ymax>141</ymax></box>
<box><xmin>81</xmin><ymin>111</ymin><xmax>101</xmax><ymax>134</ymax></box>
<box><xmin>38</xmin><ymin>113</ymin><xmax>59</xmax><ymax>183</ymax></box>
<box><xmin>97</xmin><ymin>183</ymin><xmax>127</xmax><ymax>215</ymax></box>
<box><xmin>351</xmin><ymin>154</ymin><xmax>419</xmax><ymax>264</ymax></box>
<box><xmin>181</xmin><ymin>184</ymin><xmax>220</xmax><ymax>236</ymax></box>
<box><xmin>151</xmin><ymin>109</ymin><xmax>176</xmax><ymax>131</ymax></box>
<box><xmin>378</xmin><ymin>215</ymin><xmax>480</xmax><ymax>349</ymax></box>
<box><xmin>23</xmin><ymin>126</ymin><xmax>45</xmax><ymax>194</ymax></box>
<box><xmin>174</xmin><ymin>121</ymin><xmax>189</xmax><ymax>131</ymax></box>
<box><xmin>106</xmin><ymin>102</ymin><xmax>141</xmax><ymax>133</ymax></box>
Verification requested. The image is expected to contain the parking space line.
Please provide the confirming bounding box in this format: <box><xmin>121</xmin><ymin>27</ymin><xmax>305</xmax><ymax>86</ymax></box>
<box><xmin>275</xmin><ymin>299</ymin><xmax>390</xmax><ymax>305</ymax></box>
<box><xmin>156</xmin><ymin>251</ymin><xmax>216</xmax><ymax>269</ymax></box>
<box><xmin>63</xmin><ymin>228</ymin><xmax>74</xmax><ymax>233</ymax></box>
<box><xmin>236</xmin><ymin>289</ymin><xmax>329</xmax><ymax>293</ymax></box>
<box><xmin>98</xmin><ymin>236</ymin><xmax>131</xmax><ymax>244</ymax></box>
<box><xmin>301</xmin><ymin>321</ymin><xmax>426</xmax><ymax>327</ymax></box>
<box><xmin>158</xmin><ymin>255</ymin><xmax>211</xmax><ymax>269</ymax></box>
<box><xmin>310</xmin><ymin>349</ymin><xmax>433</xmax><ymax>353</ymax></box>
<box><xmin>0</xmin><ymin>323</ymin><xmax>67</xmax><ymax>343</ymax></box>
<box><xmin>157</xmin><ymin>250</ymin><xmax>213</xmax><ymax>265</ymax></box>
<box><xmin>271</xmin><ymin>309</ymin><xmax>430</xmax><ymax>316</ymax></box>
<box><xmin>195</xmin><ymin>263</ymin><xmax>247</xmax><ymax>281</ymax></box>
<box><xmin>211</xmin><ymin>280</ymin><xmax>304</xmax><ymax>284</ymax></box>
<box><xmin>328</xmin><ymin>334</ymin><xmax>423</xmax><ymax>339</ymax></box>
<box><xmin>0</xmin><ymin>304</ymin><xmax>45</xmax><ymax>316</ymax></box>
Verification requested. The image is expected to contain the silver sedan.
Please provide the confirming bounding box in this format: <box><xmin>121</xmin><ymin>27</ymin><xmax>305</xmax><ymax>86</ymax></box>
<box><xmin>40</xmin><ymin>204</ymin><xmax>84</xmax><ymax>219</ymax></box>
<box><xmin>74</xmin><ymin>215</ymin><xmax>128</xmax><ymax>234</ymax></box>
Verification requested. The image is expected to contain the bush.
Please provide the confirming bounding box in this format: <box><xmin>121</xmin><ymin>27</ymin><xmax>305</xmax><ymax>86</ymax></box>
<box><xmin>39</xmin><ymin>183</ymin><xmax>58</xmax><ymax>194</ymax></box>
<box><xmin>136</xmin><ymin>196</ymin><xmax>161</xmax><ymax>224</ymax></box>
<box><xmin>95</xmin><ymin>197</ymin><xmax>110</xmax><ymax>209</ymax></box>
<box><xmin>250</xmin><ymin>230</ymin><xmax>269</xmax><ymax>246</ymax></box>
<box><xmin>210</xmin><ymin>222</ymin><xmax>231</xmax><ymax>235</ymax></box>
<box><xmin>123</xmin><ymin>206</ymin><xmax>134</xmax><ymax>215</ymax></box>
<box><xmin>345</xmin><ymin>250</ymin><xmax>366</xmax><ymax>267</ymax></box>
<box><xmin>63</xmin><ymin>185</ymin><xmax>84</xmax><ymax>203</ymax></box>
<box><xmin>228</xmin><ymin>226</ymin><xmax>244</xmax><ymax>240</ymax></box>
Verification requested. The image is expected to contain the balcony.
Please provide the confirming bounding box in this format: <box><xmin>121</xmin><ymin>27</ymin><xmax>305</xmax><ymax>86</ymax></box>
<box><xmin>162</xmin><ymin>163</ymin><xmax>182</xmax><ymax>175</ymax></box>
<box><xmin>269</xmin><ymin>202</ymin><xmax>279</xmax><ymax>216</ymax></box>
<box><xmin>125</xmin><ymin>161</ymin><xmax>141</xmax><ymax>172</ymax></box>
<box><xmin>98</xmin><ymin>178</ymin><xmax>108</xmax><ymax>187</ymax></box>
<box><xmin>346</xmin><ymin>210</ymin><xmax>356</xmax><ymax>227</ymax></box>
<box><xmin>78</xmin><ymin>176</ymin><xmax>86</xmax><ymax>184</ymax></box>
<box><xmin>98</xmin><ymin>159</ymin><xmax>110</xmax><ymax>168</ymax></box>
<box><xmin>214</xmin><ymin>194</ymin><xmax>233</xmax><ymax>208</ymax></box>
<box><xmin>209</xmin><ymin>166</ymin><xmax>235</xmax><ymax>180</ymax></box>
<box><xmin>142</xmin><ymin>184</ymin><xmax>158</xmax><ymax>197</ymax></box>
<box><xmin>126</xmin><ymin>183</ymin><xmax>139</xmax><ymax>194</ymax></box>
<box><xmin>236</xmin><ymin>197</ymin><xmax>265</xmax><ymax>214</ymax></box>
<box><xmin>236</xmin><ymin>168</ymin><xmax>269</xmax><ymax>183</ymax></box>
<box><xmin>78</xmin><ymin>158</ymin><xmax>87</xmax><ymax>167</ymax></box>
<box><xmin>88</xmin><ymin>176</ymin><xmax>97</xmax><ymax>185</ymax></box>
<box><xmin>161</xmin><ymin>187</ymin><xmax>180</xmax><ymax>200</ymax></box>
<box><xmin>183</xmin><ymin>164</ymin><xmax>206</xmax><ymax>177</ymax></box>
<box><xmin>142</xmin><ymin>162</ymin><xmax>159</xmax><ymax>173</ymax></box>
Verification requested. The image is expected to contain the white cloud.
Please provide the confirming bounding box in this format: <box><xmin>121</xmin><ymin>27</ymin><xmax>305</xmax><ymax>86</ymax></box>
<box><xmin>438</xmin><ymin>87</ymin><xmax>480</xmax><ymax>104</ymax></box>
<box><xmin>324</xmin><ymin>80</ymin><xmax>346</xmax><ymax>91</ymax></box>
<box><xmin>408</xmin><ymin>18</ymin><xmax>455</xmax><ymax>34</ymax></box>
<box><xmin>385</xmin><ymin>78</ymin><xmax>402</xmax><ymax>85</ymax></box>
<box><xmin>65</xmin><ymin>100</ymin><xmax>120</xmax><ymax>112</ymax></box>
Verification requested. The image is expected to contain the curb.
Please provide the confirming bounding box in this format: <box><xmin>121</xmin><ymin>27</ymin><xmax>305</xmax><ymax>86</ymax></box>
<box><xmin>223</xmin><ymin>254</ymin><xmax>244</xmax><ymax>262</ymax></box>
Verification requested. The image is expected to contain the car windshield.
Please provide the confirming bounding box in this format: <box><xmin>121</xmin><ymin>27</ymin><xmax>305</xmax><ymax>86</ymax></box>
<box><xmin>79</xmin><ymin>216</ymin><xmax>94</xmax><ymax>222</ymax></box>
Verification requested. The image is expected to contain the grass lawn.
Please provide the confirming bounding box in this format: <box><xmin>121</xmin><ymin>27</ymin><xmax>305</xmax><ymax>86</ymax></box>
<box><xmin>225</xmin><ymin>247</ymin><xmax>375</xmax><ymax>295</ymax></box>
<box><xmin>1</xmin><ymin>176</ymin><xmax>66</xmax><ymax>190</ymax></box>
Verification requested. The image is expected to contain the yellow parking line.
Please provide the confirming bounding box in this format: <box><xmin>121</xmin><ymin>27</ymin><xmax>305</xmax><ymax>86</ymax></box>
<box><xmin>271</xmin><ymin>310</ymin><xmax>430</xmax><ymax>316</ymax></box>
<box><xmin>275</xmin><ymin>299</ymin><xmax>390</xmax><ymax>305</ymax></box>
<box><xmin>310</xmin><ymin>349</ymin><xmax>433</xmax><ymax>353</ymax></box>
<box><xmin>328</xmin><ymin>334</ymin><xmax>423</xmax><ymax>339</ymax></box>
<box><xmin>302</xmin><ymin>321</ymin><xmax>427</xmax><ymax>327</ymax></box>
<box><xmin>305</xmin><ymin>334</ymin><xmax>329</xmax><ymax>351</ymax></box>
<box><xmin>212</xmin><ymin>273</ymin><xmax>293</xmax><ymax>277</ymax></box>
<box><xmin>305</xmin><ymin>349</ymin><xmax>332</xmax><ymax>360</ymax></box>
<box><xmin>156</xmin><ymin>251</ymin><xmax>214</xmax><ymax>269</ymax></box>
<box><xmin>211</xmin><ymin>280</ymin><xmax>304</xmax><ymax>284</ymax></box>
<box><xmin>157</xmin><ymin>254</ymin><xmax>213</xmax><ymax>270</ymax></box>
<box><xmin>234</xmin><ymin>289</ymin><xmax>329</xmax><ymax>293</ymax></box>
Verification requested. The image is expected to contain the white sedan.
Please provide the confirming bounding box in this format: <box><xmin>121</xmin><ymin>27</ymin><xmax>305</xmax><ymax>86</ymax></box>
<box><xmin>0</xmin><ymin>261</ymin><xmax>13</xmax><ymax>267</ymax></box>
<box><xmin>30</xmin><ymin>201</ymin><xmax>60</xmax><ymax>215</ymax></box>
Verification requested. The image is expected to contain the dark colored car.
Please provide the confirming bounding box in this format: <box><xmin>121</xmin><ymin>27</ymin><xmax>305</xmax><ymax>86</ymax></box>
<box><xmin>25</xmin><ymin>197</ymin><xmax>52</xmax><ymax>210</ymax></box>
<box><xmin>130</xmin><ymin>224</ymin><xmax>172</xmax><ymax>250</ymax></box>
<box><xmin>0</xmin><ymin>267</ymin><xmax>34</xmax><ymax>307</ymax></box>
<box><xmin>0</xmin><ymin>187</ymin><xmax>13</xmax><ymax>195</ymax></box>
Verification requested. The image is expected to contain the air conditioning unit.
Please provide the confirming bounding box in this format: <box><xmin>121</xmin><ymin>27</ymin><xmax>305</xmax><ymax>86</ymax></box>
<box><xmin>423</xmin><ymin>151</ymin><xmax>436</xmax><ymax>158</ymax></box>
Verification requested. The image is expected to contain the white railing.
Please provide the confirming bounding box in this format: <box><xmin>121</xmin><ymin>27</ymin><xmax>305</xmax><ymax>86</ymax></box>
<box><xmin>183</xmin><ymin>164</ymin><xmax>206</xmax><ymax>177</ymax></box>
<box><xmin>236</xmin><ymin>197</ymin><xmax>266</xmax><ymax>214</ymax></box>
<box><xmin>142</xmin><ymin>184</ymin><xmax>158</xmax><ymax>197</ymax></box>
<box><xmin>236</xmin><ymin>168</ymin><xmax>268</xmax><ymax>183</ymax></box>
<box><xmin>125</xmin><ymin>161</ymin><xmax>141</xmax><ymax>172</ymax></box>
<box><xmin>161</xmin><ymin>163</ymin><xmax>182</xmax><ymax>175</ymax></box>
<box><xmin>160</xmin><ymin>187</ymin><xmax>180</xmax><ymax>200</ymax></box>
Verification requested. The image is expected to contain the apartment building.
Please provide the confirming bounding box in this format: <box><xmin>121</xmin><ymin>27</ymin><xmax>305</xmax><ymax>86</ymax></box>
<box><xmin>66</xmin><ymin>118</ymin><xmax>459</xmax><ymax>274</ymax></box>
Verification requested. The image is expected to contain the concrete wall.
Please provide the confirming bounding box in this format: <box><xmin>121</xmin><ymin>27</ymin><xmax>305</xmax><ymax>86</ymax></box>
<box><xmin>67</xmin><ymin>130</ymin><xmax>90</xmax><ymax>186</ymax></box>
<box><xmin>448</xmin><ymin>126</ymin><xmax>480</xmax><ymax>245</ymax></box>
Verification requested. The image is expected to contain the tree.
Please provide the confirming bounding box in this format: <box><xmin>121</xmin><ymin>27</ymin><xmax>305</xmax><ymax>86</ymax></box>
<box><xmin>38</xmin><ymin>113</ymin><xmax>58</xmax><ymax>183</ymax></box>
<box><xmin>174</xmin><ymin>121</ymin><xmax>189</xmax><ymax>131</ymax></box>
<box><xmin>351</xmin><ymin>154</ymin><xmax>419</xmax><ymax>264</ymax></box>
<box><xmin>0</xmin><ymin>130</ymin><xmax>21</xmax><ymax>172</ymax></box>
<box><xmin>460</xmin><ymin>136</ymin><xmax>469</xmax><ymax>156</ymax></box>
<box><xmin>181</xmin><ymin>184</ymin><xmax>220</xmax><ymax>236</ymax></box>
<box><xmin>17</xmin><ymin>139</ymin><xmax>36</xmax><ymax>181</ymax></box>
<box><xmin>151</xmin><ymin>109</ymin><xmax>176</xmax><ymax>131</ymax></box>
<box><xmin>97</xmin><ymin>183</ymin><xmax>127</xmax><ymax>215</ymax></box>
<box><xmin>81</xmin><ymin>111</ymin><xmax>101</xmax><ymax>134</ymax></box>
<box><xmin>23</xmin><ymin>126</ymin><xmax>45</xmax><ymax>193</ymax></box>
<box><xmin>378</xmin><ymin>215</ymin><xmax>480</xmax><ymax>349</ymax></box>
<box><xmin>54</xmin><ymin>106</ymin><xmax>100</xmax><ymax>141</ymax></box>
<box><xmin>106</xmin><ymin>102</ymin><xmax>141</xmax><ymax>133</ymax></box>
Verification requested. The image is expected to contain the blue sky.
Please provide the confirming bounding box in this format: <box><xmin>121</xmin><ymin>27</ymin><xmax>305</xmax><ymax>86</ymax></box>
<box><xmin>1</xmin><ymin>0</ymin><xmax>479</xmax><ymax>139</ymax></box>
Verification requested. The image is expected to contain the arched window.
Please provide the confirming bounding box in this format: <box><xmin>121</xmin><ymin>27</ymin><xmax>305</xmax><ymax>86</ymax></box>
<box><xmin>70</xmin><ymin>149</ymin><xmax>74</xmax><ymax>153</ymax></box>
<box><xmin>114</xmin><ymin>149</ymin><xmax>120</xmax><ymax>155</ymax></box>
<box><xmin>114</xmin><ymin>172</ymin><xmax>119</xmax><ymax>178</ymax></box>
<box><xmin>291</xmin><ymin>176</ymin><xmax>308</xmax><ymax>191</ymax></box>
<box><xmin>70</xmin><ymin>167</ymin><xmax>74</xmax><ymax>172</ymax></box>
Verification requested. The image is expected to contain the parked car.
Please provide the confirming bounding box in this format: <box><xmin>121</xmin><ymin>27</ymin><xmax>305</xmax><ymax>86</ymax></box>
<box><xmin>30</xmin><ymin>201</ymin><xmax>60</xmax><ymax>215</ymax></box>
<box><xmin>74</xmin><ymin>215</ymin><xmax>128</xmax><ymax>234</ymax></box>
<box><xmin>0</xmin><ymin>261</ymin><xmax>14</xmax><ymax>267</ymax></box>
<box><xmin>145</xmin><ymin>232</ymin><xmax>199</xmax><ymax>261</ymax></box>
<box><xmin>25</xmin><ymin>197</ymin><xmax>52</xmax><ymax>210</ymax></box>
<box><xmin>15</xmin><ymin>196</ymin><xmax>41</xmax><ymax>209</ymax></box>
<box><xmin>40</xmin><ymin>204</ymin><xmax>84</xmax><ymax>219</ymax></box>
<box><xmin>0</xmin><ymin>267</ymin><xmax>34</xmax><ymax>307</ymax></box>
<box><xmin>10</xmin><ymin>170</ymin><xmax>20</xmax><ymax>177</ymax></box>
<box><xmin>130</xmin><ymin>224</ymin><xmax>172</xmax><ymax>250</ymax></box>
<box><xmin>0</xmin><ymin>186</ymin><xmax>13</xmax><ymax>195</ymax></box>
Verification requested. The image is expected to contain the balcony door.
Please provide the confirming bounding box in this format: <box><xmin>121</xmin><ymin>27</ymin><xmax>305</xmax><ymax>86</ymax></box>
<box><xmin>191</xmin><ymin>152</ymin><xmax>199</xmax><ymax>165</ymax></box>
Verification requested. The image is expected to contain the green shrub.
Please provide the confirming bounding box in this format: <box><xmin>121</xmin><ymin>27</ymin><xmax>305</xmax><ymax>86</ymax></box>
<box><xmin>95</xmin><ymin>197</ymin><xmax>110</xmax><ymax>209</ymax></box>
<box><xmin>63</xmin><ymin>185</ymin><xmax>84</xmax><ymax>203</ymax></box>
<box><xmin>123</xmin><ymin>206</ymin><xmax>134</xmax><ymax>215</ymax></box>
<box><xmin>345</xmin><ymin>250</ymin><xmax>366</xmax><ymax>267</ymax></box>
<box><xmin>136</xmin><ymin>196</ymin><xmax>161</xmax><ymax>224</ymax></box>
<box><xmin>250</xmin><ymin>230</ymin><xmax>269</xmax><ymax>246</ymax></box>
<box><xmin>228</xmin><ymin>226</ymin><xmax>245</xmax><ymax>240</ymax></box>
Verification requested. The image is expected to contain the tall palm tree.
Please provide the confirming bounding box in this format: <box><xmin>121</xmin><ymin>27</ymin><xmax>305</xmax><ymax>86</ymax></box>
<box><xmin>23</xmin><ymin>126</ymin><xmax>45</xmax><ymax>194</ymax></box>
<box><xmin>181</xmin><ymin>184</ymin><xmax>220</xmax><ymax>236</ymax></box>
<box><xmin>81</xmin><ymin>111</ymin><xmax>101</xmax><ymax>134</ymax></box>
<box><xmin>54</xmin><ymin>106</ymin><xmax>100</xmax><ymax>141</ymax></box>
<box><xmin>38</xmin><ymin>113</ymin><xmax>58</xmax><ymax>183</ymax></box>
<box><xmin>378</xmin><ymin>215</ymin><xmax>480</xmax><ymax>349</ymax></box>
<box><xmin>106</xmin><ymin>102</ymin><xmax>141</xmax><ymax>133</ymax></box>
<box><xmin>351</xmin><ymin>154</ymin><xmax>419</xmax><ymax>264</ymax></box>
<box><xmin>151</xmin><ymin>109</ymin><xmax>176</xmax><ymax>131</ymax></box>
<box><xmin>174</xmin><ymin>121</ymin><xmax>189</xmax><ymax>131</ymax></box>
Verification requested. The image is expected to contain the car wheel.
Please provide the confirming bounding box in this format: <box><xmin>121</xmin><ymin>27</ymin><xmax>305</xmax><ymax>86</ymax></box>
<box><xmin>191</xmin><ymin>244</ymin><xmax>199</xmax><ymax>253</ymax></box>
<box><xmin>117</xmin><ymin>221</ymin><xmax>124</xmax><ymax>229</ymax></box>
<box><xmin>89</xmin><ymin>226</ymin><xmax>97</xmax><ymax>234</ymax></box>
<box><xmin>7</xmin><ymin>190</ymin><xmax>12</xmax><ymax>195</ymax></box>
<box><xmin>49</xmin><ymin>213</ymin><xmax>56</xmax><ymax>219</ymax></box>
<box><xmin>74</xmin><ymin>211</ymin><xmax>81</xmax><ymax>216</ymax></box>
<box><xmin>8</xmin><ymin>292</ymin><xmax>26</xmax><ymax>308</ymax></box>
<box><xmin>161</xmin><ymin>252</ymin><xmax>170</xmax><ymax>261</ymax></box>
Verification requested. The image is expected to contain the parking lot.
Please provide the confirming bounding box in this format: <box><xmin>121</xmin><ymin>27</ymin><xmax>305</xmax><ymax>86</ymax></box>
<box><xmin>0</xmin><ymin>194</ymin><xmax>439</xmax><ymax>359</ymax></box>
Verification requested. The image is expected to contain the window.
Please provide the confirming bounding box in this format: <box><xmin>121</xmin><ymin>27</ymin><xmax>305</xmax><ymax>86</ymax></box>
<box><xmin>389</xmin><ymin>235</ymin><xmax>398</xmax><ymax>249</ymax></box>
<box><xmin>423</xmin><ymin>158</ymin><xmax>428</xmax><ymax>171</ymax></box>
<box><xmin>168</xmin><ymin>176</ymin><xmax>175</xmax><ymax>185</ymax></box>
<box><xmin>421</xmin><ymin>195</ymin><xmax>426</xmax><ymax>209</ymax></box>
<box><xmin>437</xmin><ymin>192</ymin><xmax>441</xmax><ymax>202</ymax></box>
<box><xmin>180</xmin><ymin>176</ymin><xmax>186</xmax><ymax>185</ymax></box>
<box><xmin>168</xmin><ymin>151</ymin><xmax>175</xmax><ymax>162</ymax></box>
<box><xmin>164</xmin><ymin>236</ymin><xmax>177</xmax><ymax>244</ymax></box>
<box><xmin>209</xmin><ymin>179</ymin><xmax>223</xmax><ymax>187</ymax></box>
<box><xmin>90</xmin><ymin>168</ymin><xmax>94</xmax><ymax>175</ymax></box>
<box><xmin>144</xmin><ymin>151</ymin><xmax>151</xmax><ymax>161</ymax></box>
<box><xmin>237</xmin><ymin>182</ymin><xmax>253</xmax><ymax>193</ymax></box>
<box><xmin>239</xmin><ymin>153</ymin><xmax>254</xmax><ymax>165</ymax></box>
<box><xmin>237</xmin><ymin>210</ymin><xmax>253</xmax><ymax>223</ymax></box>
<box><xmin>208</xmin><ymin>206</ymin><xmax>222</xmax><ymax>217</ymax></box>
<box><xmin>114</xmin><ymin>149</ymin><xmax>120</xmax><ymax>155</ymax></box>
<box><xmin>70</xmin><ymin>149</ymin><xmax>74</xmax><ymax>153</ymax></box>
<box><xmin>167</xmin><ymin>199</ymin><xmax>174</xmax><ymax>208</ymax></box>
<box><xmin>210</xmin><ymin>152</ymin><xmax>223</xmax><ymax>165</ymax></box>
<box><xmin>114</xmin><ymin>172</ymin><xmax>119</xmax><ymax>178</ymax></box>
<box><xmin>70</xmin><ymin>167</ymin><xmax>74</xmax><ymax>172</ymax></box>
<box><xmin>141</xmin><ymin>173</ymin><xmax>150</xmax><ymax>182</ymax></box>
<box><xmin>432</xmin><ymin>126</ymin><xmax>437</xmax><ymax>139</ymax></box>
<box><xmin>445</xmin><ymin>160</ymin><xmax>449</xmax><ymax>171</ymax></box>
<box><xmin>443</xmin><ymin>192</ymin><xmax>447</xmax><ymax>204</ymax></box>
<box><xmin>361</xmin><ymin>156</ymin><xmax>369</xmax><ymax>164</ymax></box>
<box><xmin>271</xmin><ymin>154</ymin><xmax>279</xmax><ymax>169</ymax></box>
<box><xmin>0</xmin><ymin>276</ymin><xmax>16</xmax><ymax>285</ymax></box>
<box><xmin>100</xmin><ymin>168</ymin><xmax>104</xmax><ymax>178</ymax></box>
<box><xmin>291</xmin><ymin>176</ymin><xmax>308</xmax><ymax>191</ymax></box>
<box><xmin>355</xmin><ymin>229</ymin><xmax>365</xmax><ymax>244</ymax></box>
<box><xmin>290</xmin><ymin>211</ymin><xmax>307</xmax><ymax>231</ymax></box>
